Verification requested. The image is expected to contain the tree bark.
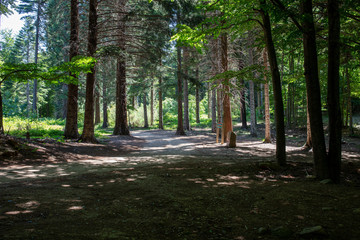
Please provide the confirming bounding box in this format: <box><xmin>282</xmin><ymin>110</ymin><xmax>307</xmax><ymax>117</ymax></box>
<box><xmin>221</xmin><ymin>33</ymin><xmax>232</xmax><ymax>142</ymax></box>
<box><xmin>143</xmin><ymin>93</ymin><xmax>148</xmax><ymax>128</ymax></box>
<box><xmin>95</xmin><ymin>88</ymin><xmax>101</xmax><ymax>125</ymax></box>
<box><xmin>176</xmin><ymin>45</ymin><xmax>186</xmax><ymax>135</ymax></box>
<box><xmin>79</xmin><ymin>0</ymin><xmax>98</xmax><ymax>143</ymax></box>
<box><xmin>195</xmin><ymin>67</ymin><xmax>200</xmax><ymax>124</ymax></box>
<box><xmin>248</xmin><ymin>45</ymin><xmax>257</xmax><ymax>137</ymax></box>
<box><xmin>150</xmin><ymin>80</ymin><xmax>154</xmax><ymax>126</ymax></box>
<box><xmin>102</xmin><ymin>73</ymin><xmax>108</xmax><ymax>128</ymax></box>
<box><xmin>32</xmin><ymin>0</ymin><xmax>41</xmax><ymax>116</ymax></box>
<box><xmin>113</xmin><ymin>57</ymin><xmax>130</xmax><ymax>135</ymax></box>
<box><xmin>183</xmin><ymin>47</ymin><xmax>190</xmax><ymax>131</ymax></box>
<box><xmin>263</xmin><ymin>49</ymin><xmax>271</xmax><ymax>143</ymax></box>
<box><xmin>301</xmin><ymin>0</ymin><xmax>328</xmax><ymax>179</ymax></box>
<box><xmin>346</xmin><ymin>65</ymin><xmax>353</xmax><ymax>135</ymax></box>
<box><xmin>64</xmin><ymin>0</ymin><xmax>80</xmax><ymax>139</ymax></box>
<box><xmin>238</xmin><ymin>58</ymin><xmax>247</xmax><ymax>128</ymax></box>
<box><xmin>260</xmin><ymin>0</ymin><xmax>286</xmax><ymax>165</ymax></box>
<box><xmin>303</xmin><ymin>98</ymin><xmax>312</xmax><ymax>150</ymax></box>
<box><xmin>0</xmin><ymin>84</ymin><xmax>3</xmax><ymax>135</ymax></box>
<box><xmin>158</xmin><ymin>66</ymin><xmax>163</xmax><ymax>129</ymax></box>
<box><xmin>207</xmin><ymin>82</ymin><xmax>211</xmax><ymax>119</ymax></box>
<box><xmin>327</xmin><ymin>0</ymin><xmax>341</xmax><ymax>183</ymax></box>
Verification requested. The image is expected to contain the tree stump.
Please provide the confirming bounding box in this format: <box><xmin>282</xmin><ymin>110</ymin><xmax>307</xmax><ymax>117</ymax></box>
<box><xmin>227</xmin><ymin>131</ymin><xmax>237</xmax><ymax>148</ymax></box>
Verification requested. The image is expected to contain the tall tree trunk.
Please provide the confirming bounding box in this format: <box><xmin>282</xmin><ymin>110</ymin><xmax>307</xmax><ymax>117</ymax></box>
<box><xmin>221</xmin><ymin>33</ymin><xmax>232</xmax><ymax>142</ymax></box>
<box><xmin>183</xmin><ymin>47</ymin><xmax>190</xmax><ymax>131</ymax></box>
<box><xmin>113</xmin><ymin>58</ymin><xmax>130</xmax><ymax>135</ymax></box>
<box><xmin>260</xmin><ymin>0</ymin><xmax>286</xmax><ymax>165</ymax></box>
<box><xmin>301</xmin><ymin>0</ymin><xmax>328</xmax><ymax>179</ymax></box>
<box><xmin>143</xmin><ymin>93</ymin><xmax>148</xmax><ymax>128</ymax></box>
<box><xmin>150</xmin><ymin>80</ymin><xmax>154</xmax><ymax>126</ymax></box>
<box><xmin>64</xmin><ymin>0</ymin><xmax>80</xmax><ymax>139</ymax></box>
<box><xmin>79</xmin><ymin>0</ymin><xmax>98</xmax><ymax>143</ymax></box>
<box><xmin>195</xmin><ymin>67</ymin><xmax>200</xmax><ymax>124</ymax></box>
<box><xmin>263</xmin><ymin>49</ymin><xmax>271</xmax><ymax>143</ymax></box>
<box><xmin>211</xmin><ymin>88</ymin><xmax>217</xmax><ymax>133</ymax></box>
<box><xmin>158</xmin><ymin>66</ymin><xmax>164</xmax><ymax>129</ymax></box>
<box><xmin>95</xmin><ymin>88</ymin><xmax>101</xmax><ymax>125</ymax></box>
<box><xmin>32</xmin><ymin>0</ymin><xmax>41</xmax><ymax>116</ymax></box>
<box><xmin>287</xmin><ymin>56</ymin><xmax>294</xmax><ymax>127</ymax></box>
<box><xmin>113</xmin><ymin>1</ymin><xmax>129</xmax><ymax>135</ymax></box>
<box><xmin>327</xmin><ymin>0</ymin><xmax>341</xmax><ymax>183</ymax></box>
<box><xmin>102</xmin><ymin>73</ymin><xmax>108</xmax><ymax>128</ymax></box>
<box><xmin>248</xmin><ymin>45</ymin><xmax>257</xmax><ymax>136</ymax></box>
<box><xmin>346</xmin><ymin>65</ymin><xmax>353</xmax><ymax>135</ymax></box>
<box><xmin>0</xmin><ymin>85</ymin><xmax>3</xmax><ymax>135</ymax></box>
<box><xmin>238</xmin><ymin>58</ymin><xmax>247</xmax><ymax>128</ymax></box>
<box><xmin>207</xmin><ymin>83</ymin><xmax>211</xmax><ymax>119</ymax></box>
<box><xmin>176</xmin><ymin>45</ymin><xmax>185</xmax><ymax>135</ymax></box>
<box><xmin>303</xmin><ymin>98</ymin><xmax>312</xmax><ymax>149</ymax></box>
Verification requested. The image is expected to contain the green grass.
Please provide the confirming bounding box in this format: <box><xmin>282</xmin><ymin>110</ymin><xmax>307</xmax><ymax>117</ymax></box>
<box><xmin>3</xmin><ymin>117</ymin><xmax>113</xmax><ymax>140</ymax></box>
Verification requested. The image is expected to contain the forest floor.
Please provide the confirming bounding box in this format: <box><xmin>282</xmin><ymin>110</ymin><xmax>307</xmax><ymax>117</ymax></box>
<box><xmin>0</xmin><ymin>127</ymin><xmax>360</xmax><ymax>240</ymax></box>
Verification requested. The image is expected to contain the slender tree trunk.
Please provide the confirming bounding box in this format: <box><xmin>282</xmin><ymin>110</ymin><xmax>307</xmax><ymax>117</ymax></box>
<box><xmin>195</xmin><ymin>67</ymin><xmax>200</xmax><ymax>124</ymax></box>
<box><xmin>0</xmin><ymin>85</ymin><xmax>3</xmax><ymax>135</ymax></box>
<box><xmin>221</xmin><ymin>33</ymin><xmax>232</xmax><ymax>142</ymax></box>
<box><xmin>301</xmin><ymin>0</ymin><xmax>328</xmax><ymax>179</ymax></box>
<box><xmin>79</xmin><ymin>0</ymin><xmax>98</xmax><ymax>143</ymax></box>
<box><xmin>102</xmin><ymin>74</ymin><xmax>108</xmax><ymax>128</ymax></box>
<box><xmin>150</xmin><ymin>80</ymin><xmax>154</xmax><ymax>126</ymax></box>
<box><xmin>327</xmin><ymin>0</ymin><xmax>341</xmax><ymax>183</ymax></box>
<box><xmin>248</xmin><ymin>45</ymin><xmax>257</xmax><ymax>136</ymax></box>
<box><xmin>158</xmin><ymin>66</ymin><xmax>163</xmax><ymax>129</ymax></box>
<box><xmin>303</xmin><ymin>98</ymin><xmax>312</xmax><ymax>149</ymax></box>
<box><xmin>207</xmin><ymin>83</ymin><xmax>211</xmax><ymax>119</ymax></box>
<box><xmin>238</xmin><ymin>58</ymin><xmax>247</xmax><ymax>128</ymax></box>
<box><xmin>143</xmin><ymin>93</ymin><xmax>148</xmax><ymax>128</ymax></box>
<box><xmin>32</xmin><ymin>0</ymin><xmax>41</xmax><ymax>116</ymax></box>
<box><xmin>346</xmin><ymin>66</ymin><xmax>353</xmax><ymax>135</ymax></box>
<box><xmin>95</xmin><ymin>89</ymin><xmax>101</xmax><ymax>125</ymax></box>
<box><xmin>64</xmin><ymin>0</ymin><xmax>80</xmax><ymax>139</ymax></box>
<box><xmin>211</xmin><ymin>88</ymin><xmax>217</xmax><ymax>133</ymax></box>
<box><xmin>176</xmin><ymin>45</ymin><xmax>185</xmax><ymax>135</ymax></box>
<box><xmin>260</xmin><ymin>0</ymin><xmax>286</xmax><ymax>165</ymax></box>
<box><xmin>263</xmin><ymin>49</ymin><xmax>271</xmax><ymax>143</ymax></box>
<box><xmin>183</xmin><ymin>47</ymin><xmax>190</xmax><ymax>131</ymax></box>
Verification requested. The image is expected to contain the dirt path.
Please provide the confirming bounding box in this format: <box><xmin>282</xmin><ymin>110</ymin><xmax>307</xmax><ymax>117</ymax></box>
<box><xmin>1</xmin><ymin>130</ymin><xmax>360</xmax><ymax>240</ymax></box>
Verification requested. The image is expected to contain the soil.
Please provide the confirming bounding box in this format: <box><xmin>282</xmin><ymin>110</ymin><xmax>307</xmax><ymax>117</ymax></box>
<box><xmin>0</xmin><ymin>128</ymin><xmax>360</xmax><ymax>240</ymax></box>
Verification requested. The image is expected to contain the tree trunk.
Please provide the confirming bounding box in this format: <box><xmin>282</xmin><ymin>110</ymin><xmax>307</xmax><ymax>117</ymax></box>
<box><xmin>143</xmin><ymin>93</ymin><xmax>148</xmax><ymax>128</ymax></box>
<box><xmin>263</xmin><ymin>49</ymin><xmax>271</xmax><ymax>143</ymax></box>
<box><xmin>327</xmin><ymin>0</ymin><xmax>341</xmax><ymax>183</ymax></box>
<box><xmin>158</xmin><ymin>67</ymin><xmax>163</xmax><ymax>129</ymax></box>
<box><xmin>221</xmin><ymin>33</ymin><xmax>232</xmax><ymax>142</ymax></box>
<box><xmin>195</xmin><ymin>67</ymin><xmax>200</xmax><ymax>124</ymax></box>
<box><xmin>207</xmin><ymin>82</ymin><xmax>211</xmax><ymax>119</ymax></box>
<box><xmin>248</xmin><ymin>46</ymin><xmax>257</xmax><ymax>136</ymax></box>
<box><xmin>32</xmin><ymin>0</ymin><xmax>41</xmax><ymax>116</ymax></box>
<box><xmin>150</xmin><ymin>80</ymin><xmax>154</xmax><ymax>126</ymax></box>
<box><xmin>346</xmin><ymin>65</ymin><xmax>353</xmax><ymax>135</ymax></box>
<box><xmin>238</xmin><ymin>58</ymin><xmax>247</xmax><ymax>128</ymax></box>
<box><xmin>113</xmin><ymin>57</ymin><xmax>130</xmax><ymax>135</ymax></box>
<box><xmin>183</xmin><ymin>47</ymin><xmax>190</xmax><ymax>131</ymax></box>
<box><xmin>301</xmin><ymin>0</ymin><xmax>328</xmax><ymax>179</ymax></box>
<box><xmin>102</xmin><ymin>74</ymin><xmax>108</xmax><ymax>128</ymax></box>
<box><xmin>64</xmin><ymin>0</ymin><xmax>80</xmax><ymax>139</ymax></box>
<box><xmin>211</xmin><ymin>88</ymin><xmax>217</xmax><ymax>133</ymax></box>
<box><xmin>0</xmin><ymin>85</ymin><xmax>3</xmax><ymax>135</ymax></box>
<box><xmin>176</xmin><ymin>45</ymin><xmax>186</xmax><ymax>135</ymax></box>
<box><xmin>95</xmin><ymin>88</ymin><xmax>101</xmax><ymax>125</ymax></box>
<box><xmin>79</xmin><ymin>0</ymin><xmax>98</xmax><ymax>143</ymax></box>
<box><xmin>303</xmin><ymin>98</ymin><xmax>312</xmax><ymax>149</ymax></box>
<box><xmin>260</xmin><ymin>1</ymin><xmax>286</xmax><ymax>165</ymax></box>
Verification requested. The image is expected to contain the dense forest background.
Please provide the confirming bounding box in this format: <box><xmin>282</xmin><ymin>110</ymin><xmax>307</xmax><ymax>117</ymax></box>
<box><xmin>0</xmin><ymin>0</ymin><xmax>359</xmax><ymax>181</ymax></box>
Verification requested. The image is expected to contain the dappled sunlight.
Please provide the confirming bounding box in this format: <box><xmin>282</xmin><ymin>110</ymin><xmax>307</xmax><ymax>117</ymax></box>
<box><xmin>5</xmin><ymin>210</ymin><xmax>33</xmax><ymax>215</ymax></box>
<box><xmin>67</xmin><ymin>206</ymin><xmax>83</xmax><ymax>211</ymax></box>
<box><xmin>187</xmin><ymin>174</ymin><xmax>252</xmax><ymax>189</ymax></box>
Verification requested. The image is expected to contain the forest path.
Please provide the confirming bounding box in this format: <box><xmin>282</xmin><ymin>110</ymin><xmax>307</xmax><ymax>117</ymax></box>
<box><xmin>0</xmin><ymin>129</ymin><xmax>312</xmax><ymax>184</ymax></box>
